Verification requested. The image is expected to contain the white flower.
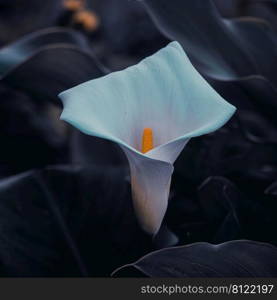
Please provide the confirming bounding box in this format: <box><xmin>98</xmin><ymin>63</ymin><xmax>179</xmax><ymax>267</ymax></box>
<box><xmin>59</xmin><ymin>42</ymin><xmax>236</xmax><ymax>235</ymax></box>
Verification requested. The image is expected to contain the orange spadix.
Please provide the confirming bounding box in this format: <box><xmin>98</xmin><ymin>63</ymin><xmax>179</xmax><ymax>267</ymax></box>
<box><xmin>141</xmin><ymin>128</ymin><xmax>154</xmax><ymax>153</ymax></box>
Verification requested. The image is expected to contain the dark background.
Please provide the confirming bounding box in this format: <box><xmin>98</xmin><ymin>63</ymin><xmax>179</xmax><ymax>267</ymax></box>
<box><xmin>0</xmin><ymin>0</ymin><xmax>276</xmax><ymax>277</ymax></box>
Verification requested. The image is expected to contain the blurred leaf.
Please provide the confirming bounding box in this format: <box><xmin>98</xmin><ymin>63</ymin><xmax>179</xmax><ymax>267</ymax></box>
<box><xmin>209</xmin><ymin>75</ymin><xmax>277</xmax><ymax>120</ymax></box>
<box><xmin>0</xmin><ymin>27</ymin><xmax>106</xmax><ymax>105</ymax></box>
<box><xmin>166</xmin><ymin>176</ymin><xmax>243</xmax><ymax>245</ymax></box>
<box><xmin>237</xmin><ymin>109</ymin><xmax>277</xmax><ymax>144</ymax></box>
<box><xmin>175</xmin><ymin>114</ymin><xmax>277</xmax><ymax>191</ymax></box>
<box><xmin>266</xmin><ymin>181</ymin><xmax>277</xmax><ymax>196</ymax></box>
<box><xmin>212</xmin><ymin>0</ymin><xmax>240</xmax><ymax>17</ymax></box>
<box><xmin>87</xmin><ymin>0</ymin><xmax>168</xmax><ymax>55</ymax></box>
<box><xmin>242</xmin><ymin>1</ymin><xmax>277</xmax><ymax>31</ymax></box>
<box><xmin>214</xmin><ymin>0</ymin><xmax>277</xmax><ymax>31</ymax></box>
<box><xmin>0</xmin><ymin>27</ymin><xmax>90</xmax><ymax>76</ymax></box>
<box><xmin>0</xmin><ymin>83</ymin><xmax>66</xmax><ymax>177</ymax></box>
<box><xmin>0</xmin><ymin>166</ymin><xmax>152</xmax><ymax>277</ymax></box>
<box><xmin>173</xmin><ymin>129</ymin><xmax>277</xmax><ymax>245</ymax></box>
<box><xmin>198</xmin><ymin>177</ymin><xmax>242</xmax><ymax>243</ymax></box>
<box><xmin>140</xmin><ymin>0</ymin><xmax>277</xmax><ymax>85</ymax></box>
<box><xmin>0</xmin><ymin>28</ymin><xmax>121</xmax><ymax>169</ymax></box>
<box><xmin>113</xmin><ymin>240</ymin><xmax>277</xmax><ymax>277</ymax></box>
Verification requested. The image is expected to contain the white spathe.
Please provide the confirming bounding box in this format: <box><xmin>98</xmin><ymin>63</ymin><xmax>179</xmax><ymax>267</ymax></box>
<box><xmin>59</xmin><ymin>41</ymin><xmax>236</xmax><ymax>235</ymax></box>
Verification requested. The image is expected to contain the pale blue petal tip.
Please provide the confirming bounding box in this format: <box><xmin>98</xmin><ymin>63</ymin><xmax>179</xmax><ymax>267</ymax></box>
<box><xmin>168</xmin><ymin>41</ymin><xmax>184</xmax><ymax>51</ymax></box>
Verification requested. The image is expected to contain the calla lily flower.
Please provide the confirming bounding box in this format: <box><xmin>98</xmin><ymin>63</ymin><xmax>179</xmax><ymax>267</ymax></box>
<box><xmin>59</xmin><ymin>42</ymin><xmax>236</xmax><ymax>235</ymax></box>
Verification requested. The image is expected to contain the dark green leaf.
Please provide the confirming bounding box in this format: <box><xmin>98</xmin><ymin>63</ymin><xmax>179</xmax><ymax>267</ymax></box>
<box><xmin>0</xmin><ymin>166</ymin><xmax>151</xmax><ymax>277</ymax></box>
<box><xmin>0</xmin><ymin>28</ymin><xmax>106</xmax><ymax>105</ymax></box>
<box><xmin>113</xmin><ymin>240</ymin><xmax>277</xmax><ymax>277</ymax></box>
<box><xmin>140</xmin><ymin>0</ymin><xmax>277</xmax><ymax>84</ymax></box>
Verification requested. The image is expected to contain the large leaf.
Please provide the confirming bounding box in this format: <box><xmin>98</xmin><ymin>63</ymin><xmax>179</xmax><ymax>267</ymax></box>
<box><xmin>0</xmin><ymin>28</ymin><xmax>127</xmax><ymax>170</ymax></box>
<box><xmin>140</xmin><ymin>0</ymin><xmax>277</xmax><ymax>85</ymax></box>
<box><xmin>113</xmin><ymin>240</ymin><xmax>277</xmax><ymax>277</ymax></box>
<box><xmin>87</xmin><ymin>0</ymin><xmax>169</xmax><ymax>55</ymax></box>
<box><xmin>0</xmin><ymin>28</ymin><xmax>117</xmax><ymax>170</ymax></box>
<box><xmin>0</xmin><ymin>83</ymin><xmax>67</xmax><ymax>178</ymax></box>
<box><xmin>0</xmin><ymin>27</ymin><xmax>106</xmax><ymax>105</ymax></box>
<box><xmin>0</xmin><ymin>27</ymin><xmax>91</xmax><ymax>76</ymax></box>
<box><xmin>0</xmin><ymin>166</ymin><xmax>152</xmax><ymax>277</ymax></box>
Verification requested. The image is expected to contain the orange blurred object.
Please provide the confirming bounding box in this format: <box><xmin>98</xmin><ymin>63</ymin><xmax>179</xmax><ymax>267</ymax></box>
<box><xmin>73</xmin><ymin>10</ymin><xmax>100</xmax><ymax>32</ymax></box>
<box><xmin>63</xmin><ymin>0</ymin><xmax>85</xmax><ymax>11</ymax></box>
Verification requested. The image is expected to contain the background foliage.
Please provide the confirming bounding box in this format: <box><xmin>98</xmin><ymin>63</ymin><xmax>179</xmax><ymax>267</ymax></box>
<box><xmin>0</xmin><ymin>0</ymin><xmax>276</xmax><ymax>277</ymax></box>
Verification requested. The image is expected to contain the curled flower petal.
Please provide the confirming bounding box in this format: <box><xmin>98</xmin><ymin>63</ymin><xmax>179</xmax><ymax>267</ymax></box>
<box><xmin>60</xmin><ymin>41</ymin><xmax>236</xmax><ymax>234</ymax></box>
<box><xmin>121</xmin><ymin>147</ymin><xmax>173</xmax><ymax>234</ymax></box>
